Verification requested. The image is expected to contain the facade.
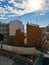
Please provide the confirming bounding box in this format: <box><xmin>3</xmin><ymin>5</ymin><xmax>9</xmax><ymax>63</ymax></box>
<box><xmin>41</xmin><ymin>27</ymin><xmax>46</xmax><ymax>51</ymax></box>
<box><xmin>15</xmin><ymin>29</ymin><xmax>24</xmax><ymax>46</ymax></box>
<box><xmin>9</xmin><ymin>20</ymin><xmax>24</xmax><ymax>46</ymax></box>
<box><xmin>24</xmin><ymin>33</ymin><xmax>27</xmax><ymax>44</ymax></box>
<box><xmin>0</xmin><ymin>22</ymin><xmax>9</xmax><ymax>43</ymax></box>
<box><xmin>27</xmin><ymin>23</ymin><xmax>42</xmax><ymax>49</ymax></box>
<box><xmin>9</xmin><ymin>20</ymin><xmax>24</xmax><ymax>36</ymax></box>
<box><xmin>10</xmin><ymin>29</ymin><xmax>24</xmax><ymax>46</ymax></box>
<box><xmin>46</xmin><ymin>32</ymin><xmax>49</xmax><ymax>48</ymax></box>
<box><xmin>9</xmin><ymin>35</ymin><xmax>15</xmax><ymax>45</ymax></box>
<box><xmin>45</xmin><ymin>25</ymin><xmax>49</xmax><ymax>48</ymax></box>
<box><xmin>40</xmin><ymin>26</ymin><xmax>49</xmax><ymax>50</ymax></box>
<box><xmin>41</xmin><ymin>27</ymin><xmax>46</xmax><ymax>44</ymax></box>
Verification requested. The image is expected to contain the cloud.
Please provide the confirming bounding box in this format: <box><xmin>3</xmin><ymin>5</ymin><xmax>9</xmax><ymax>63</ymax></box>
<box><xmin>0</xmin><ymin>0</ymin><xmax>49</xmax><ymax>18</ymax></box>
<box><xmin>0</xmin><ymin>0</ymin><xmax>4</xmax><ymax>1</ymax></box>
<box><xmin>0</xmin><ymin>17</ymin><xmax>8</xmax><ymax>20</ymax></box>
<box><xmin>7</xmin><ymin>0</ymin><xmax>49</xmax><ymax>15</ymax></box>
<box><xmin>0</xmin><ymin>7</ymin><xmax>9</xmax><ymax>15</ymax></box>
<box><xmin>0</xmin><ymin>7</ymin><xmax>5</xmax><ymax>14</ymax></box>
<box><xmin>7</xmin><ymin>14</ymin><xmax>17</xmax><ymax>17</ymax></box>
<box><xmin>0</xmin><ymin>2</ymin><xmax>1</xmax><ymax>4</ymax></box>
<box><xmin>39</xmin><ymin>13</ymin><xmax>45</xmax><ymax>15</ymax></box>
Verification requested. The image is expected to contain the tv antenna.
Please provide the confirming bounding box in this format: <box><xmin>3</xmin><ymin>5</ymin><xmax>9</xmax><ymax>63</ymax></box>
<box><xmin>36</xmin><ymin>15</ymin><xmax>38</xmax><ymax>25</ymax></box>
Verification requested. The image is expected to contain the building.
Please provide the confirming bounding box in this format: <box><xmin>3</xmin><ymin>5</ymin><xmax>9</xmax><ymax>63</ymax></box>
<box><xmin>41</xmin><ymin>27</ymin><xmax>46</xmax><ymax>44</ymax></box>
<box><xmin>45</xmin><ymin>25</ymin><xmax>49</xmax><ymax>48</ymax></box>
<box><xmin>15</xmin><ymin>29</ymin><xmax>24</xmax><ymax>46</ymax></box>
<box><xmin>9</xmin><ymin>20</ymin><xmax>24</xmax><ymax>46</ymax></box>
<box><xmin>0</xmin><ymin>22</ymin><xmax>9</xmax><ymax>43</ymax></box>
<box><xmin>27</xmin><ymin>23</ymin><xmax>42</xmax><ymax>49</ymax></box>
<box><xmin>45</xmin><ymin>32</ymin><xmax>49</xmax><ymax>48</ymax></box>
<box><xmin>9</xmin><ymin>35</ymin><xmax>15</xmax><ymax>45</ymax></box>
<box><xmin>39</xmin><ymin>25</ymin><xmax>49</xmax><ymax>51</ymax></box>
<box><xmin>24</xmin><ymin>33</ymin><xmax>27</xmax><ymax>44</ymax></box>
<box><xmin>9</xmin><ymin>20</ymin><xmax>24</xmax><ymax>36</ymax></box>
<box><xmin>10</xmin><ymin>29</ymin><xmax>24</xmax><ymax>46</ymax></box>
<box><xmin>41</xmin><ymin>27</ymin><xmax>46</xmax><ymax>51</ymax></box>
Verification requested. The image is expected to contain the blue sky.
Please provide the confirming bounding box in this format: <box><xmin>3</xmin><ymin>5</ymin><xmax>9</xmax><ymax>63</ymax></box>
<box><xmin>0</xmin><ymin>0</ymin><xmax>49</xmax><ymax>27</ymax></box>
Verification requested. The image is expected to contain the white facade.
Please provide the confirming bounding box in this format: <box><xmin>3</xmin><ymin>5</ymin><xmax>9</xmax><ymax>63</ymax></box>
<box><xmin>42</xmin><ymin>27</ymin><xmax>46</xmax><ymax>43</ymax></box>
<box><xmin>45</xmin><ymin>25</ymin><xmax>49</xmax><ymax>48</ymax></box>
<box><xmin>9</xmin><ymin>20</ymin><xmax>24</xmax><ymax>35</ymax></box>
<box><xmin>42</xmin><ymin>25</ymin><xmax>49</xmax><ymax>49</ymax></box>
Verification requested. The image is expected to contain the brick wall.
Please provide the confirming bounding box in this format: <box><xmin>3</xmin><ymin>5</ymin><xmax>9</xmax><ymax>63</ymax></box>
<box><xmin>10</xmin><ymin>29</ymin><xmax>24</xmax><ymax>46</ymax></box>
<box><xmin>27</xmin><ymin>24</ymin><xmax>42</xmax><ymax>48</ymax></box>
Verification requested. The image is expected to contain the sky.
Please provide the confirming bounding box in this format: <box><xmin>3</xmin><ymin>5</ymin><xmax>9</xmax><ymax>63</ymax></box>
<box><xmin>0</xmin><ymin>0</ymin><xmax>49</xmax><ymax>27</ymax></box>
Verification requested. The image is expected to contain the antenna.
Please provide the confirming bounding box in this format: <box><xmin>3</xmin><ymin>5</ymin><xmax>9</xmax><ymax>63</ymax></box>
<box><xmin>36</xmin><ymin>16</ymin><xmax>38</xmax><ymax>25</ymax></box>
<box><xmin>35</xmin><ymin>12</ymin><xmax>38</xmax><ymax>25</ymax></box>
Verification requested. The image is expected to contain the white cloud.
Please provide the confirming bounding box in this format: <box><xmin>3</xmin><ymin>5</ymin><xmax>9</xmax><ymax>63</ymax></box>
<box><xmin>0</xmin><ymin>17</ymin><xmax>8</xmax><ymax>20</ymax></box>
<box><xmin>0</xmin><ymin>7</ymin><xmax>9</xmax><ymax>15</ymax></box>
<box><xmin>7</xmin><ymin>0</ymin><xmax>49</xmax><ymax>15</ymax></box>
<box><xmin>0</xmin><ymin>7</ymin><xmax>5</xmax><ymax>14</ymax></box>
<box><xmin>39</xmin><ymin>13</ymin><xmax>45</xmax><ymax>15</ymax></box>
<box><xmin>0</xmin><ymin>14</ymin><xmax>5</xmax><ymax>17</ymax></box>
<box><xmin>8</xmin><ymin>0</ymin><xmax>18</xmax><ymax>7</ymax></box>
<box><xmin>0</xmin><ymin>0</ymin><xmax>49</xmax><ymax>17</ymax></box>
<box><xmin>7</xmin><ymin>14</ymin><xmax>17</xmax><ymax>17</ymax></box>
<box><xmin>0</xmin><ymin>2</ymin><xmax>1</xmax><ymax>4</ymax></box>
<box><xmin>0</xmin><ymin>0</ymin><xmax>4</xmax><ymax>1</ymax></box>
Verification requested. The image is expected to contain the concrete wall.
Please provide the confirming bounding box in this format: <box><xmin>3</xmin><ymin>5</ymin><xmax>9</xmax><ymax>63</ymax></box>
<box><xmin>0</xmin><ymin>44</ymin><xmax>43</xmax><ymax>55</ymax></box>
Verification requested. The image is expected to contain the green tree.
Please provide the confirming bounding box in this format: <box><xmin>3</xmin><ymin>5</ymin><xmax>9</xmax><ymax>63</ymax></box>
<box><xmin>0</xmin><ymin>33</ymin><xmax>4</xmax><ymax>49</ymax></box>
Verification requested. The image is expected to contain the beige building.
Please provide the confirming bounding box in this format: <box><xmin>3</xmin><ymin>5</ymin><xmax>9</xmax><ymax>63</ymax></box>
<box><xmin>40</xmin><ymin>27</ymin><xmax>46</xmax><ymax>51</ymax></box>
<box><xmin>45</xmin><ymin>32</ymin><xmax>49</xmax><ymax>48</ymax></box>
<box><xmin>9</xmin><ymin>20</ymin><xmax>24</xmax><ymax>46</ymax></box>
<box><xmin>9</xmin><ymin>20</ymin><xmax>24</xmax><ymax>36</ymax></box>
<box><xmin>42</xmin><ymin>25</ymin><xmax>49</xmax><ymax>49</ymax></box>
<box><xmin>45</xmin><ymin>25</ymin><xmax>49</xmax><ymax>48</ymax></box>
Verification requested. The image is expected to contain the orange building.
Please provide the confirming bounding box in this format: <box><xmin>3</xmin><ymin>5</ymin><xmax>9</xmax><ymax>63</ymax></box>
<box><xmin>10</xmin><ymin>29</ymin><xmax>24</xmax><ymax>46</ymax></box>
<box><xmin>15</xmin><ymin>29</ymin><xmax>24</xmax><ymax>46</ymax></box>
<box><xmin>27</xmin><ymin>23</ymin><xmax>42</xmax><ymax>48</ymax></box>
<box><xmin>10</xmin><ymin>36</ymin><xmax>15</xmax><ymax>45</ymax></box>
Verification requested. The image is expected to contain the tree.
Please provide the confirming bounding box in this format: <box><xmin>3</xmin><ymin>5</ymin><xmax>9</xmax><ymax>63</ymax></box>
<box><xmin>0</xmin><ymin>33</ymin><xmax>4</xmax><ymax>49</ymax></box>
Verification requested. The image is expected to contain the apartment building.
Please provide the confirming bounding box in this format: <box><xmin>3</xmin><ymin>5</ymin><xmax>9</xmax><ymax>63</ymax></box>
<box><xmin>41</xmin><ymin>27</ymin><xmax>46</xmax><ymax>51</ymax></box>
<box><xmin>9</xmin><ymin>20</ymin><xmax>24</xmax><ymax>46</ymax></box>
<box><xmin>9</xmin><ymin>20</ymin><xmax>24</xmax><ymax>36</ymax></box>
<box><xmin>0</xmin><ymin>22</ymin><xmax>9</xmax><ymax>43</ymax></box>
<box><xmin>27</xmin><ymin>23</ymin><xmax>42</xmax><ymax>49</ymax></box>
<box><xmin>45</xmin><ymin>25</ymin><xmax>49</xmax><ymax>48</ymax></box>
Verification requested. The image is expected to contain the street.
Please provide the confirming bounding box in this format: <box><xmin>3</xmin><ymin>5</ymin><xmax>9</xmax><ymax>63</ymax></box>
<box><xmin>12</xmin><ymin>55</ymin><xmax>33</xmax><ymax>65</ymax></box>
<box><xmin>0</xmin><ymin>54</ymin><xmax>33</xmax><ymax>65</ymax></box>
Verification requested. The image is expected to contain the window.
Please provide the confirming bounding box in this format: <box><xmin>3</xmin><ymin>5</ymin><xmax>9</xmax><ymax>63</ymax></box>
<box><xmin>4</xmin><ymin>26</ymin><xmax>7</xmax><ymax>29</ymax></box>
<box><xmin>4</xmin><ymin>31</ymin><xmax>7</xmax><ymax>33</ymax></box>
<box><xmin>0</xmin><ymin>26</ymin><xmax>3</xmax><ymax>30</ymax></box>
<box><xmin>0</xmin><ymin>31</ymin><xmax>3</xmax><ymax>33</ymax></box>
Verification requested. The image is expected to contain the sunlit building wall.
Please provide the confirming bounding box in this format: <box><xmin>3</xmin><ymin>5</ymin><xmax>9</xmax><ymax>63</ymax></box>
<box><xmin>27</xmin><ymin>23</ymin><xmax>42</xmax><ymax>49</ymax></box>
<box><xmin>45</xmin><ymin>25</ymin><xmax>49</xmax><ymax>48</ymax></box>
<box><xmin>9</xmin><ymin>20</ymin><xmax>24</xmax><ymax>46</ymax></box>
<box><xmin>9</xmin><ymin>20</ymin><xmax>24</xmax><ymax>36</ymax></box>
<box><xmin>10</xmin><ymin>29</ymin><xmax>24</xmax><ymax>46</ymax></box>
